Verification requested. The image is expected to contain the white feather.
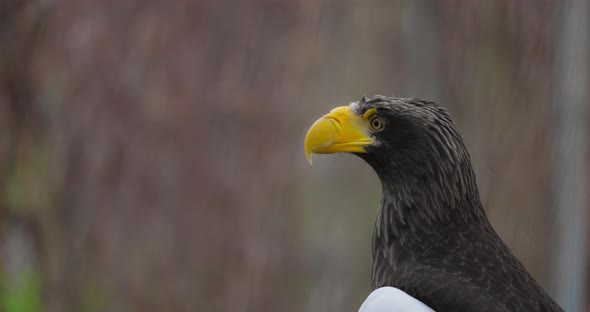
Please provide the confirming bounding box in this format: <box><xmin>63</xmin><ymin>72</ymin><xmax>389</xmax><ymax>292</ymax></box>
<box><xmin>358</xmin><ymin>287</ymin><xmax>435</xmax><ymax>312</ymax></box>
<box><xmin>349</xmin><ymin>101</ymin><xmax>361</xmax><ymax>114</ymax></box>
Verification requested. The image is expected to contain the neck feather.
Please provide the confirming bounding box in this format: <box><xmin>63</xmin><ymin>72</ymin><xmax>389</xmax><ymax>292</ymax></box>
<box><xmin>372</xmin><ymin>139</ymin><xmax>488</xmax><ymax>246</ymax></box>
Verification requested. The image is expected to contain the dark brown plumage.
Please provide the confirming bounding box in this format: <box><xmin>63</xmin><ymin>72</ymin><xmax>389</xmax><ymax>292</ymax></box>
<box><xmin>352</xmin><ymin>96</ymin><xmax>562</xmax><ymax>312</ymax></box>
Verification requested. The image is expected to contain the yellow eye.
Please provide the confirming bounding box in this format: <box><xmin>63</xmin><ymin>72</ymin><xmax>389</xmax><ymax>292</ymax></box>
<box><xmin>369</xmin><ymin>115</ymin><xmax>384</xmax><ymax>131</ymax></box>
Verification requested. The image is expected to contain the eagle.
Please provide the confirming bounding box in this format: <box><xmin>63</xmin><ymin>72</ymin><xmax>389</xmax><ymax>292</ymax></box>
<box><xmin>304</xmin><ymin>96</ymin><xmax>563</xmax><ymax>312</ymax></box>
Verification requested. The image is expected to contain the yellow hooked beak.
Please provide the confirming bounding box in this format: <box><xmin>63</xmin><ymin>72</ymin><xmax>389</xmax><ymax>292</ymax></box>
<box><xmin>304</xmin><ymin>106</ymin><xmax>375</xmax><ymax>164</ymax></box>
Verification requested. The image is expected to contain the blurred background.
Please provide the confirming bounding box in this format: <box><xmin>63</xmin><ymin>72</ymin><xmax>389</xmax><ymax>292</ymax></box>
<box><xmin>0</xmin><ymin>0</ymin><xmax>589</xmax><ymax>311</ymax></box>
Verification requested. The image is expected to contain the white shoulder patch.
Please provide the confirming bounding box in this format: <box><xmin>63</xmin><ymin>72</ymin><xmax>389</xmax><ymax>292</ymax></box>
<box><xmin>358</xmin><ymin>287</ymin><xmax>435</xmax><ymax>312</ymax></box>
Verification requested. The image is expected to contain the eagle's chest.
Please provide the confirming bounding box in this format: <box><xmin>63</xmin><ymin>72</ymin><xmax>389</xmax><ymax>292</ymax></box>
<box><xmin>371</xmin><ymin>245</ymin><xmax>509</xmax><ymax>312</ymax></box>
<box><xmin>370</xmin><ymin>235</ymin><xmax>560</xmax><ymax>312</ymax></box>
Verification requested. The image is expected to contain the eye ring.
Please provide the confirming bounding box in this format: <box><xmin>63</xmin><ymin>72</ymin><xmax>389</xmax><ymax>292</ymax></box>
<box><xmin>369</xmin><ymin>115</ymin><xmax>384</xmax><ymax>131</ymax></box>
